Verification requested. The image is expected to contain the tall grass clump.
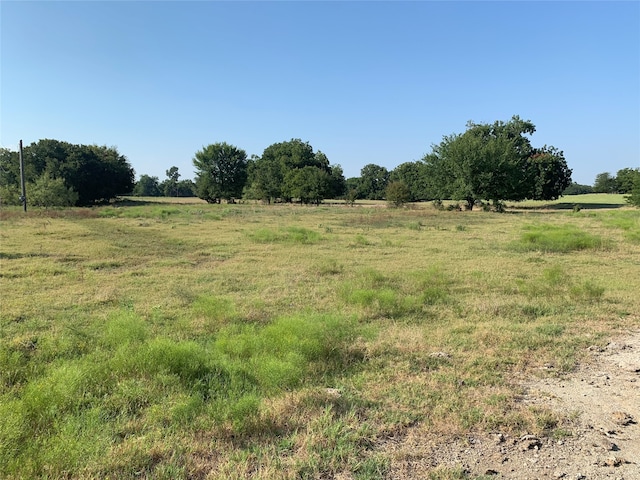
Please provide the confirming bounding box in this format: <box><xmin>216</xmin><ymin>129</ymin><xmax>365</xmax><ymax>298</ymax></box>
<box><xmin>0</xmin><ymin>309</ymin><xmax>362</xmax><ymax>478</ymax></box>
<box><xmin>191</xmin><ymin>295</ymin><xmax>238</xmax><ymax>327</ymax></box>
<box><xmin>340</xmin><ymin>267</ymin><xmax>452</xmax><ymax>319</ymax></box>
<box><xmin>248</xmin><ymin>226</ymin><xmax>321</xmax><ymax>244</ymax></box>
<box><xmin>599</xmin><ymin>210</ymin><xmax>640</xmax><ymax>244</ymax></box>
<box><xmin>514</xmin><ymin>223</ymin><xmax>608</xmax><ymax>253</ymax></box>
<box><xmin>516</xmin><ymin>265</ymin><xmax>605</xmax><ymax>304</ymax></box>
<box><xmin>215</xmin><ymin>313</ymin><xmax>360</xmax><ymax>393</ymax></box>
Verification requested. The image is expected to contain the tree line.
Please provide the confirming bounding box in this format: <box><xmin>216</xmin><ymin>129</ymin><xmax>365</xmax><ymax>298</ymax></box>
<box><xmin>189</xmin><ymin>116</ymin><xmax>574</xmax><ymax>210</ymax></box>
<box><xmin>2</xmin><ymin>117</ymin><xmax>638</xmax><ymax>208</ymax></box>
<box><xmin>133</xmin><ymin>167</ymin><xmax>196</xmax><ymax>198</ymax></box>
<box><xmin>0</xmin><ymin>139</ymin><xmax>134</xmax><ymax>207</ymax></box>
<box><xmin>562</xmin><ymin>168</ymin><xmax>640</xmax><ymax>206</ymax></box>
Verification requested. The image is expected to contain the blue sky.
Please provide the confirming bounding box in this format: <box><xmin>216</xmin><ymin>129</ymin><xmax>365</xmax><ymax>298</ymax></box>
<box><xmin>1</xmin><ymin>1</ymin><xmax>638</xmax><ymax>186</ymax></box>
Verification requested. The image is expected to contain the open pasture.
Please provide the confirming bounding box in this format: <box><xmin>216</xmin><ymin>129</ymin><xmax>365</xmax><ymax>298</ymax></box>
<box><xmin>1</xmin><ymin>198</ymin><xmax>639</xmax><ymax>479</ymax></box>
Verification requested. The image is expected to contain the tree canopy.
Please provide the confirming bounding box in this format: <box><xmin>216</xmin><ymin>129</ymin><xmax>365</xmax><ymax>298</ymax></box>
<box><xmin>132</xmin><ymin>175</ymin><xmax>162</xmax><ymax>197</ymax></box>
<box><xmin>623</xmin><ymin>169</ymin><xmax>640</xmax><ymax>207</ymax></box>
<box><xmin>246</xmin><ymin>139</ymin><xmax>345</xmax><ymax>204</ymax></box>
<box><xmin>0</xmin><ymin>139</ymin><xmax>134</xmax><ymax>206</ymax></box>
<box><xmin>357</xmin><ymin>164</ymin><xmax>390</xmax><ymax>200</ymax></box>
<box><xmin>593</xmin><ymin>168</ymin><xmax>640</xmax><ymax>195</ymax></box>
<box><xmin>390</xmin><ymin>161</ymin><xmax>431</xmax><ymax>202</ymax></box>
<box><xmin>193</xmin><ymin>143</ymin><xmax>248</xmax><ymax>203</ymax></box>
<box><xmin>423</xmin><ymin>116</ymin><xmax>571</xmax><ymax>209</ymax></box>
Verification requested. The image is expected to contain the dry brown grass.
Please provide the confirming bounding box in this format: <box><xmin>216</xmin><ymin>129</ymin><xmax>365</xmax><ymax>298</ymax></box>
<box><xmin>1</xmin><ymin>199</ymin><xmax>638</xmax><ymax>479</ymax></box>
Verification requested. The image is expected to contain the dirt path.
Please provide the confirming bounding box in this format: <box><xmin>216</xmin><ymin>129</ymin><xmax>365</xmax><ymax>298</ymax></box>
<box><xmin>383</xmin><ymin>330</ymin><xmax>640</xmax><ymax>479</ymax></box>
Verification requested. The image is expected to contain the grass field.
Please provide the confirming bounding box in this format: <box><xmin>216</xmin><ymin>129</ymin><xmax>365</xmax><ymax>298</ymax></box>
<box><xmin>1</xmin><ymin>195</ymin><xmax>639</xmax><ymax>479</ymax></box>
<box><xmin>508</xmin><ymin>193</ymin><xmax>629</xmax><ymax>210</ymax></box>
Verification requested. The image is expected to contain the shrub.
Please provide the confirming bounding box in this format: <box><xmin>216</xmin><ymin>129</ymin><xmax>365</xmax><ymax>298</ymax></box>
<box><xmin>28</xmin><ymin>174</ymin><xmax>79</xmax><ymax>207</ymax></box>
<box><xmin>386</xmin><ymin>181</ymin><xmax>411</xmax><ymax>208</ymax></box>
<box><xmin>625</xmin><ymin>174</ymin><xmax>640</xmax><ymax>207</ymax></box>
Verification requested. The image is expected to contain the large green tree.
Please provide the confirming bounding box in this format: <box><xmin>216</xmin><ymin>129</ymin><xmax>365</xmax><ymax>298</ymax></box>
<box><xmin>358</xmin><ymin>164</ymin><xmax>390</xmax><ymax>200</ymax></box>
<box><xmin>163</xmin><ymin>166</ymin><xmax>181</xmax><ymax>197</ymax></box>
<box><xmin>193</xmin><ymin>143</ymin><xmax>248</xmax><ymax>203</ymax></box>
<box><xmin>249</xmin><ymin>139</ymin><xmax>319</xmax><ymax>202</ymax></box>
<box><xmin>0</xmin><ymin>140</ymin><xmax>134</xmax><ymax>206</ymax></box>
<box><xmin>328</xmin><ymin>164</ymin><xmax>347</xmax><ymax>199</ymax></box>
<box><xmin>616</xmin><ymin>168</ymin><xmax>640</xmax><ymax>194</ymax></box>
<box><xmin>282</xmin><ymin>166</ymin><xmax>332</xmax><ymax>204</ymax></box>
<box><xmin>593</xmin><ymin>172</ymin><xmax>618</xmax><ymax>193</ymax></box>
<box><xmin>424</xmin><ymin>116</ymin><xmax>571</xmax><ymax>209</ymax></box>
<box><xmin>624</xmin><ymin>170</ymin><xmax>640</xmax><ymax>207</ymax></box>
<box><xmin>527</xmin><ymin>146</ymin><xmax>572</xmax><ymax>200</ymax></box>
<box><xmin>246</xmin><ymin>139</ymin><xmax>344</xmax><ymax>204</ymax></box>
<box><xmin>133</xmin><ymin>175</ymin><xmax>162</xmax><ymax>197</ymax></box>
<box><xmin>390</xmin><ymin>162</ymin><xmax>431</xmax><ymax>201</ymax></box>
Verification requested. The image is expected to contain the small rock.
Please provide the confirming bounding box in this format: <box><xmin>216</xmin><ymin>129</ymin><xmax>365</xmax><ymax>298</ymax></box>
<box><xmin>494</xmin><ymin>433</ymin><xmax>506</xmax><ymax>444</ymax></box>
<box><xmin>616</xmin><ymin>360</ymin><xmax>636</xmax><ymax>370</ymax></box>
<box><xmin>520</xmin><ymin>434</ymin><xmax>542</xmax><ymax>451</ymax></box>
<box><xmin>324</xmin><ymin>388</ymin><xmax>341</xmax><ymax>398</ymax></box>
<box><xmin>604</xmin><ymin>456</ymin><xmax>624</xmax><ymax>467</ymax></box>
<box><xmin>611</xmin><ymin>411</ymin><xmax>634</xmax><ymax>426</ymax></box>
<box><xmin>429</xmin><ymin>351</ymin><xmax>450</xmax><ymax>358</ymax></box>
<box><xmin>553</xmin><ymin>471</ymin><xmax>566</xmax><ymax>479</ymax></box>
<box><xmin>593</xmin><ymin>438</ymin><xmax>618</xmax><ymax>451</ymax></box>
<box><xmin>485</xmin><ymin>469</ymin><xmax>499</xmax><ymax>475</ymax></box>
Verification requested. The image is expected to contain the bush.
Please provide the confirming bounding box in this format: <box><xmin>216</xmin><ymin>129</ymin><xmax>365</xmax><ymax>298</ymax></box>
<box><xmin>625</xmin><ymin>173</ymin><xmax>640</xmax><ymax>207</ymax></box>
<box><xmin>28</xmin><ymin>174</ymin><xmax>78</xmax><ymax>207</ymax></box>
<box><xmin>385</xmin><ymin>181</ymin><xmax>411</xmax><ymax>208</ymax></box>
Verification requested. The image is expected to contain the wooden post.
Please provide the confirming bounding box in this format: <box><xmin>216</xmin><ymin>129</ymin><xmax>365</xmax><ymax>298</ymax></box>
<box><xmin>19</xmin><ymin>140</ymin><xmax>27</xmax><ymax>212</ymax></box>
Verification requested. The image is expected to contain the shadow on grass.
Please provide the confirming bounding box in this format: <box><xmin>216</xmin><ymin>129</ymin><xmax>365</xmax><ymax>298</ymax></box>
<box><xmin>511</xmin><ymin>203</ymin><xmax>625</xmax><ymax>211</ymax></box>
<box><xmin>114</xmin><ymin>196</ymin><xmax>208</xmax><ymax>206</ymax></box>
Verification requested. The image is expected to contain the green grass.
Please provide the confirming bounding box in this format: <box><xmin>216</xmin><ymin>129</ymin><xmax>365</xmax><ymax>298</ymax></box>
<box><xmin>514</xmin><ymin>223</ymin><xmax>609</xmax><ymax>252</ymax></box>
<box><xmin>1</xmin><ymin>200</ymin><xmax>639</xmax><ymax>478</ymax></box>
<box><xmin>510</xmin><ymin>193</ymin><xmax>629</xmax><ymax>209</ymax></box>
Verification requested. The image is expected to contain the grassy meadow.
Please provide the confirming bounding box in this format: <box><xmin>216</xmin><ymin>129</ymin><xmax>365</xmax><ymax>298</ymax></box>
<box><xmin>1</xmin><ymin>195</ymin><xmax>639</xmax><ymax>479</ymax></box>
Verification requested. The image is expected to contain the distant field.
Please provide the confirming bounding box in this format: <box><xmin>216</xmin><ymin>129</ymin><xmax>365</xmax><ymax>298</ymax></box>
<box><xmin>120</xmin><ymin>195</ymin><xmax>207</xmax><ymax>205</ymax></box>
<box><xmin>509</xmin><ymin>193</ymin><xmax>630</xmax><ymax>210</ymax></box>
<box><xmin>1</xmin><ymin>199</ymin><xmax>638</xmax><ymax>479</ymax></box>
<box><xmin>121</xmin><ymin>193</ymin><xmax>631</xmax><ymax>210</ymax></box>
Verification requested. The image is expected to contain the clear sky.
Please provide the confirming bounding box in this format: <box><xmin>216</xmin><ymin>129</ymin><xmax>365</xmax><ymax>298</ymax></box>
<box><xmin>1</xmin><ymin>1</ymin><xmax>638</xmax><ymax>186</ymax></box>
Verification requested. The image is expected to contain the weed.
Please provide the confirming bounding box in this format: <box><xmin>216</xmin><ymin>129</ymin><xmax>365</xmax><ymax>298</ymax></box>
<box><xmin>314</xmin><ymin>258</ymin><xmax>344</xmax><ymax>276</ymax></box>
<box><xmin>249</xmin><ymin>226</ymin><xmax>321</xmax><ymax>244</ymax></box>
<box><xmin>353</xmin><ymin>234</ymin><xmax>372</xmax><ymax>246</ymax></box>
<box><xmin>516</xmin><ymin>265</ymin><xmax>605</xmax><ymax>305</ymax></box>
<box><xmin>514</xmin><ymin>223</ymin><xmax>609</xmax><ymax>253</ymax></box>
<box><xmin>569</xmin><ymin>280</ymin><xmax>605</xmax><ymax>302</ymax></box>
<box><xmin>191</xmin><ymin>295</ymin><xmax>238</xmax><ymax>327</ymax></box>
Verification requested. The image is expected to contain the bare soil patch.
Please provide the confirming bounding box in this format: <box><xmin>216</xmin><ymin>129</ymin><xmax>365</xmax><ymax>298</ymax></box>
<box><xmin>382</xmin><ymin>330</ymin><xmax>640</xmax><ymax>479</ymax></box>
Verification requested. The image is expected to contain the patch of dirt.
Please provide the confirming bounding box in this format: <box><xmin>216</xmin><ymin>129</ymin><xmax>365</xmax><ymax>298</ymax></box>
<box><xmin>382</xmin><ymin>330</ymin><xmax>640</xmax><ymax>479</ymax></box>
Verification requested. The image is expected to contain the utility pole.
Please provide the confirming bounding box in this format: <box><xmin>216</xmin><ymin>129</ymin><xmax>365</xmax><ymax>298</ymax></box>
<box><xmin>19</xmin><ymin>140</ymin><xmax>27</xmax><ymax>212</ymax></box>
